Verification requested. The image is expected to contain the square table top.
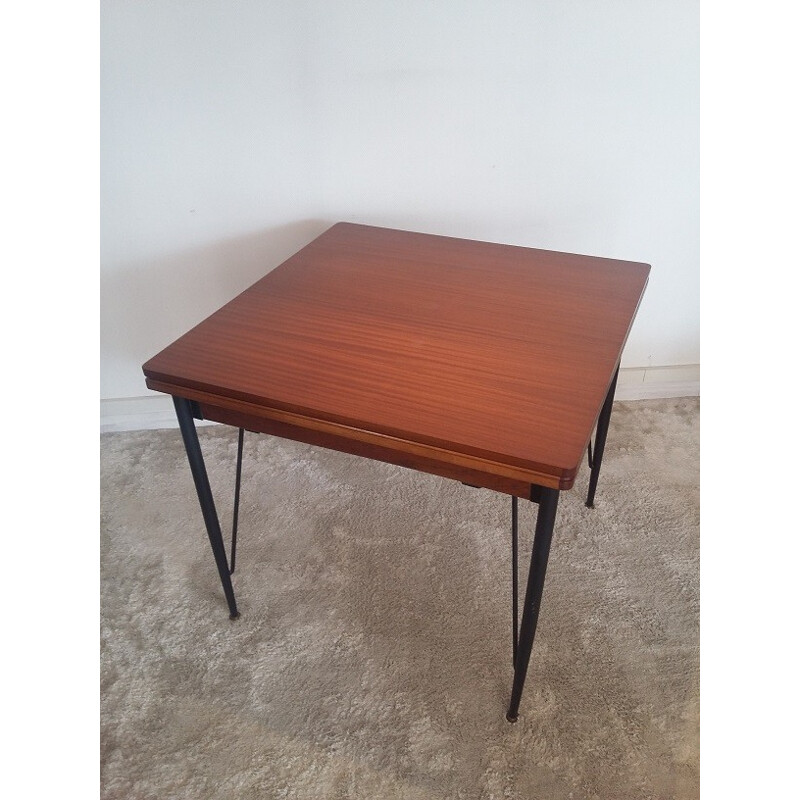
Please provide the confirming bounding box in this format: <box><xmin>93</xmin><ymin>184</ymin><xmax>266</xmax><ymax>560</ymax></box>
<box><xmin>143</xmin><ymin>223</ymin><xmax>649</xmax><ymax>491</ymax></box>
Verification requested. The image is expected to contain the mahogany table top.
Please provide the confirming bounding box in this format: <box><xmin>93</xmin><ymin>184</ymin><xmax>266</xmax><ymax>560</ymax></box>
<box><xmin>144</xmin><ymin>223</ymin><xmax>649</xmax><ymax>492</ymax></box>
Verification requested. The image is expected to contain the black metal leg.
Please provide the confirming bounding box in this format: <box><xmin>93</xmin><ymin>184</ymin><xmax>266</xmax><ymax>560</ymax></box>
<box><xmin>506</xmin><ymin>487</ymin><xmax>559</xmax><ymax>722</ymax></box>
<box><xmin>586</xmin><ymin>366</ymin><xmax>619</xmax><ymax>508</ymax></box>
<box><xmin>511</xmin><ymin>496</ymin><xmax>519</xmax><ymax>665</ymax></box>
<box><xmin>230</xmin><ymin>427</ymin><xmax>245</xmax><ymax>575</ymax></box>
<box><xmin>173</xmin><ymin>396</ymin><xmax>240</xmax><ymax>620</ymax></box>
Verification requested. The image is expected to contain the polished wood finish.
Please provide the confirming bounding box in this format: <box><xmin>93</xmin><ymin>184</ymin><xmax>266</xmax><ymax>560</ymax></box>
<box><xmin>143</xmin><ymin>223</ymin><xmax>649</xmax><ymax>491</ymax></box>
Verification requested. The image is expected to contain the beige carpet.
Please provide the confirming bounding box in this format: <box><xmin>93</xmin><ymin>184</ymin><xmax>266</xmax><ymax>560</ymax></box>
<box><xmin>100</xmin><ymin>398</ymin><xmax>699</xmax><ymax>799</ymax></box>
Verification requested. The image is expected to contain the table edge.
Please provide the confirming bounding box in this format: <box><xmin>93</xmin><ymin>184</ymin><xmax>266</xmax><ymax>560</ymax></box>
<box><xmin>145</xmin><ymin>377</ymin><xmax>576</xmax><ymax>491</ymax></box>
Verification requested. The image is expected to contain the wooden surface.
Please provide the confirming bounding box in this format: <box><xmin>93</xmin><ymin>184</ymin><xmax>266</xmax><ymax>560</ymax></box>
<box><xmin>143</xmin><ymin>223</ymin><xmax>649</xmax><ymax>491</ymax></box>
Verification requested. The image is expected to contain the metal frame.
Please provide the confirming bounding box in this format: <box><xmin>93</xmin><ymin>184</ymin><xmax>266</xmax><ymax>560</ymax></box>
<box><xmin>173</xmin><ymin>396</ymin><xmax>240</xmax><ymax>620</ymax></box>
<box><xmin>586</xmin><ymin>366</ymin><xmax>619</xmax><ymax>508</ymax></box>
<box><xmin>506</xmin><ymin>487</ymin><xmax>559</xmax><ymax>722</ymax></box>
<box><xmin>230</xmin><ymin>426</ymin><xmax>245</xmax><ymax>575</ymax></box>
<box><xmin>171</xmin><ymin>364</ymin><xmax>620</xmax><ymax>717</ymax></box>
<box><xmin>511</xmin><ymin>497</ymin><xmax>519</xmax><ymax>665</ymax></box>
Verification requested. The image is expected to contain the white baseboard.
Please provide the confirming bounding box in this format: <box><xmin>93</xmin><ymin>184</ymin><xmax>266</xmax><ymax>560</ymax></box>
<box><xmin>614</xmin><ymin>364</ymin><xmax>700</xmax><ymax>401</ymax></box>
<box><xmin>100</xmin><ymin>395</ymin><xmax>218</xmax><ymax>433</ymax></box>
<box><xmin>101</xmin><ymin>364</ymin><xmax>699</xmax><ymax>433</ymax></box>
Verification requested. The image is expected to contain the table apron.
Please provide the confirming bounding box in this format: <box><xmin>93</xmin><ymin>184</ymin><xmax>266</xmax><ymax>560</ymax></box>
<box><xmin>145</xmin><ymin>379</ymin><xmax>570</xmax><ymax>494</ymax></box>
<box><xmin>199</xmin><ymin>400</ymin><xmax>543</xmax><ymax>499</ymax></box>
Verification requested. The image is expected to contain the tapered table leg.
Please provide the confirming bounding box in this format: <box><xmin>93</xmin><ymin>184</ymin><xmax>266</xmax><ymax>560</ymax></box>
<box><xmin>586</xmin><ymin>366</ymin><xmax>619</xmax><ymax>508</ymax></box>
<box><xmin>506</xmin><ymin>487</ymin><xmax>559</xmax><ymax>722</ymax></box>
<box><xmin>173</xmin><ymin>396</ymin><xmax>240</xmax><ymax>619</ymax></box>
<box><xmin>511</xmin><ymin>496</ymin><xmax>519</xmax><ymax>665</ymax></box>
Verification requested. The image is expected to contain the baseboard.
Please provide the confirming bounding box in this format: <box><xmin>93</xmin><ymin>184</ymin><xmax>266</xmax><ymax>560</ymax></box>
<box><xmin>614</xmin><ymin>364</ymin><xmax>700</xmax><ymax>401</ymax></box>
<box><xmin>100</xmin><ymin>395</ymin><xmax>218</xmax><ymax>433</ymax></box>
<box><xmin>101</xmin><ymin>364</ymin><xmax>699</xmax><ymax>433</ymax></box>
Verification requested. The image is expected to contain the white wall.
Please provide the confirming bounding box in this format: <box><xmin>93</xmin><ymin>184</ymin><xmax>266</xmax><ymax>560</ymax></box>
<box><xmin>101</xmin><ymin>0</ymin><xmax>699</xmax><ymax>403</ymax></box>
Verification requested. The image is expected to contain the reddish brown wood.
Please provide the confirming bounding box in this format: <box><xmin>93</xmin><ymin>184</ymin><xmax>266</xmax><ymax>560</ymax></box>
<box><xmin>196</xmin><ymin>398</ymin><xmax>534</xmax><ymax>498</ymax></box>
<box><xmin>143</xmin><ymin>223</ymin><xmax>649</xmax><ymax>491</ymax></box>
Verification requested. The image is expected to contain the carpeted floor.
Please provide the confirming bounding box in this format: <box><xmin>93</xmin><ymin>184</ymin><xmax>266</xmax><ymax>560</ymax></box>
<box><xmin>100</xmin><ymin>398</ymin><xmax>699</xmax><ymax>800</ymax></box>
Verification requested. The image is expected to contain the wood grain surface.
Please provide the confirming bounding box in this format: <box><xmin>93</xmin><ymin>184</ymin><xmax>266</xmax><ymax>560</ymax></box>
<box><xmin>143</xmin><ymin>223</ymin><xmax>649</xmax><ymax>490</ymax></box>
